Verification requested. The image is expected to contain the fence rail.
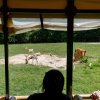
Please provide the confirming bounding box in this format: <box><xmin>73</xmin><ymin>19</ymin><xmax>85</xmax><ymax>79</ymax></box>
<box><xmin>0</xmin><ymin>94</ymin><xmax>92</xmax><ymax>100</ymax></box>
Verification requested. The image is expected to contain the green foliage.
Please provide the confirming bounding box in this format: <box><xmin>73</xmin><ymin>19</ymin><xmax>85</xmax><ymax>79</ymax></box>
<box><xmin>5</xmin><ymin>29</ymin><xmax>66</xmax><ymax>44</ymax></box>
<box><xmin>80</xmin><ymin>56</ymin><xmax>88</xmax><ymax>63</ymax></box>
<box><xmin>14</xmin><ymin>33</ymin><xmax>30</xmax><ymax>43</ymax></box>
<box><xmin>0</xmin><ymin>33</ymin><xmax>4</xmax><ymax>44</ymax></box>
<box><xmin>0</xmin><ymin>28</ymin><xmax>100</xmax><ymax>44</ymax></box>
<box><xmin>29</xmin><ymin>29</ymin><xmax>67</xmax><ymax>43</ymax></box>
<box><xmin>29</xmin><ymin>29</ymin><xmax>50</xmax><ymax>43</ymax></box>
<box><xmin>8</xmin><ymin>35</ymin><xmax>16</xmax><ymax>43</ymax></box>
<box><xmin>74</xmin><ymin>28</ymin><xmax>100</xmax><ymax>42</ymax></box>
<box><xmin>15</xmin><ymin>27</ymin><xmax>100</xmax><ymax>43</ymax></box>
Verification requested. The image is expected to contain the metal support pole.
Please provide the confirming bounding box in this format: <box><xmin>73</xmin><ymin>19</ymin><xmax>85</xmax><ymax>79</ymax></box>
<box><xmin>40</xmin><ymin>14</ymin><xmax>44</xmax><ymax>29</ymax></box>
<box><xmin>2</xmin><ymin>0</ymin><xmax>9</xmax><ymax>99</ymax></box>
<box><xmin>66</xmin><ymin>0</ymin><xmax>76</xmax><ymax>98</ymax></box>
<box><xmin>67</xmin><ymin>15</ymin><xmax>74</xmax><ymax>98</ymax></box>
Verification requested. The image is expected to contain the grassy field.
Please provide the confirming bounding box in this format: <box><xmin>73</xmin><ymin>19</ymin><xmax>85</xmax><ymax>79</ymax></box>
<box><xmin>0</xmin><ymin>43</ymin><xmax>100</xmax><ymax>96</ymax></box>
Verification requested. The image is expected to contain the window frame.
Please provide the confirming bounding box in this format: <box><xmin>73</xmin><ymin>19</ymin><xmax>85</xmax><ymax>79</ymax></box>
<box><xmin>1</xmin><ymin>0</ymin><xmax>100</xmax><ymax>100</ymax></box>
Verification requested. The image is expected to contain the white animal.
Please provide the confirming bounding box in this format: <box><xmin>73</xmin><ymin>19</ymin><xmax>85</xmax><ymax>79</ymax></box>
<box><xmin>25</xmin><ymin>47</ymin><xmax>41</xmax><ymax>64</ymax></box>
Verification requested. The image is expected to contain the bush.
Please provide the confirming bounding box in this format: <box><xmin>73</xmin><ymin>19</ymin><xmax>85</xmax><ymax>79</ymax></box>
<box><xmin>74</xmin><ymin>28</ymin><xmax>100</xmax><ymax>42</ymax></box>
<box><xmin>0</xmin><ymin>28</ymin><xmax>100</xmax><ymax>44</ymax></box>
<box><xmin>80</xmin><ymin>56</ymin><xmax>88</xmax><ymax>63</ymax></box>
<box><xmin>0</xmin><ymin>33</ymin><xmax>4</xmax><ymax>44</ymax></box>
<box><xmin>29</xmin><ymin>29</ymin><xmax>67</xmax><ymax>43</ymax></box>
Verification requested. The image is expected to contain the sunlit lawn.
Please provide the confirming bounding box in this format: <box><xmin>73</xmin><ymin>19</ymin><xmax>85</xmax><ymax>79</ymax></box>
<box><xmin>0</xmin><ymin>43</ymin><xmax>100</xmax><ymax>96</ymax></box>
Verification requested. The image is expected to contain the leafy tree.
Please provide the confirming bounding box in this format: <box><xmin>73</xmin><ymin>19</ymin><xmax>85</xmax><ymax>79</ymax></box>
<box><xmin>0</xmin><ymin>33</ymin><xmax>4</xmax><ymax>44</ymax></box>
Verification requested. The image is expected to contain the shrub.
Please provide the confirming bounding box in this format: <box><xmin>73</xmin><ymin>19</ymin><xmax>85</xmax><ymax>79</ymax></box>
<box><xmin>80</xmin><ymin>56</ymin><xmax>88</xmax><ymax>63</ymax></box>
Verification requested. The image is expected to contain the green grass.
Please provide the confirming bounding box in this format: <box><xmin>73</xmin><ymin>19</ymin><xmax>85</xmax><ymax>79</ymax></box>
<box><xmin>11</xmin><ymin>43</ymin><xmax>100</xmax><ymax>58</ymax></box>
<box><xmin>9</xmin><ymin>65</ymin><xmax>50</xmax><ymax>96</ymax></box>
<box><xmin>0</xmin><ymin>44</ymin><xmax>4</xmax><ymax>58</ymax></box>
<box><xmin>0</xmin><ymin>64</ymin><xmax>99</xmax><ymax>96</ymax></box>
<box><xmin>73</xmin><ymin>43</ymin><xmax>100</xmax><ymax>57</ymax></box>
<box><xmin>0</xmin><ymin>43</ymin><xmax>100</xmax><ymax>96</ymax></box>
<box><xmin>0</xmin><ymin>65</ymin><xmax>5</xmax><ymax>96</ymax></box>
<box><xmin>0</xmin><ymin>64</ymin><xmax>66</xmax><ymax>96</ymax></box>
<box><xmin>73</xmin><ymin>63</ymin><xmax>100</xmax><ymax>94</ymax></box>
<box><xmin>0</xmin><ymin>43</ymin><xmax>100</xmax><ymax>57</ymax></box>
<box><xmin>8</xmin><ymin>43</ymin><xmax>67</xmax><ymax>57</ymax></box>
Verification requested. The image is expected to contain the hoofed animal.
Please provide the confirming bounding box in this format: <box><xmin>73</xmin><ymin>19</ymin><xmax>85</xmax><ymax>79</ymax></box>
<box><xmin>25</xmin><ymin>52</ymin><xmax>41</xmax><ymax>64</ymax></box>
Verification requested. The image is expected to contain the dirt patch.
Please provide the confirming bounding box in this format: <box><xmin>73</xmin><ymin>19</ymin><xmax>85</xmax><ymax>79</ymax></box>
<box><xmin>0</xmin><ymin>54</ymin><xmax>66</xmax><ymax>69</ymax></box>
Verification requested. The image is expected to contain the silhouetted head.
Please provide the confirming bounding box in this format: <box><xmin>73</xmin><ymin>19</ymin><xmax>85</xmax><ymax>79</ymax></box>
<box><xmin>43</xmin><ymin>69</ymin><xmax>64</xmax><ymax>94</ymax></box>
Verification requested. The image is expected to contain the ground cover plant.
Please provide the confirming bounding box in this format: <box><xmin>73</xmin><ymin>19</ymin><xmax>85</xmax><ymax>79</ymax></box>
<box><xmin>0</xmin><ymin>43</ymin><xmax>100</xmax><ymax>96</ymax></box>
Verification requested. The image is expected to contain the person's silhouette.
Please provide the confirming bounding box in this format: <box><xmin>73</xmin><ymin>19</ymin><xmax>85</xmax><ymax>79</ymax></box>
<box><xmin>27</xmin><ymin>69</ymin><xmax>71</xmax><ymax>100</ymax></box>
